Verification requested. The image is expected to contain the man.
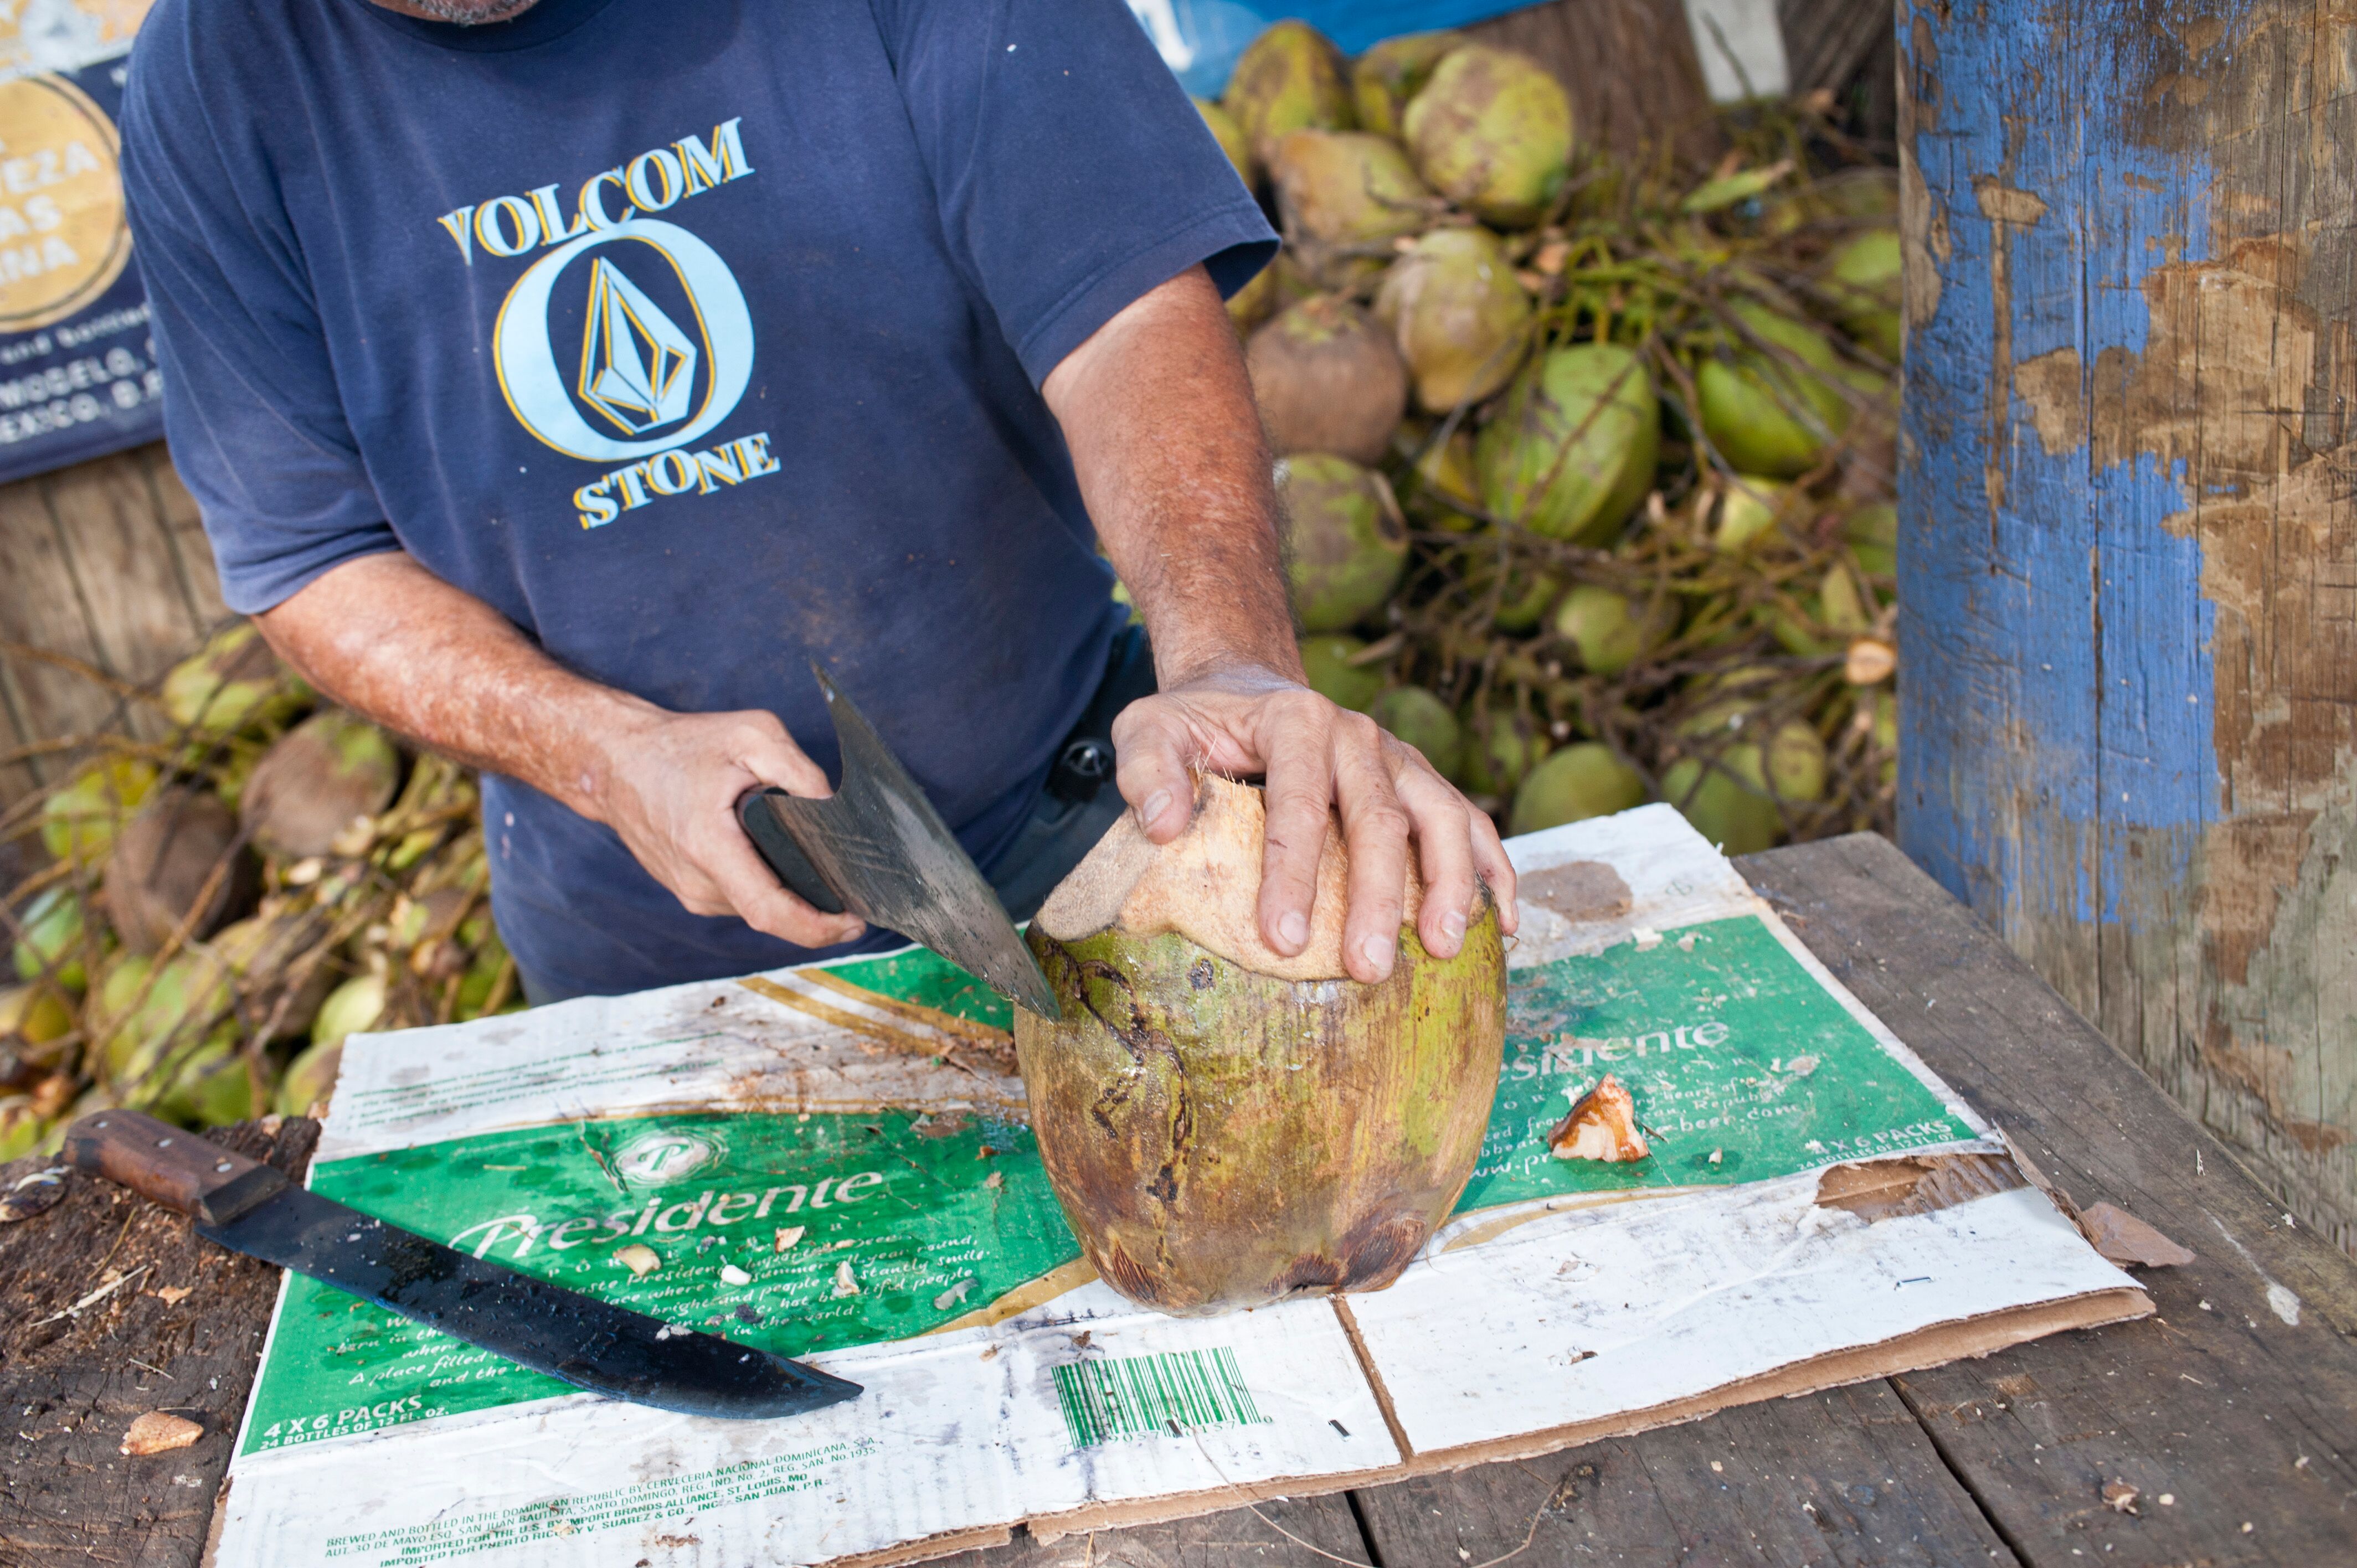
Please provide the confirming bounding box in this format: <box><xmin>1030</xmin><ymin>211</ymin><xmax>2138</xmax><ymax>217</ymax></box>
<box><xmin>121</xmin><ymin>0</ymin><xmax>1516</xmax><ymax>1005</ymax></box>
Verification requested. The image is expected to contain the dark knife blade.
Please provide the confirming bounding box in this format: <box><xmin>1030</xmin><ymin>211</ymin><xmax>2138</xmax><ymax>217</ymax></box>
<box><xmin>737</xmin><ymin>663</ymin><xmax>1061</xmax><ymax>1019</ymax></box>
<box><xmin>66</xmin><ymin>1111</ymin><xmax>860</xmax><ymax>1421</ymax></box>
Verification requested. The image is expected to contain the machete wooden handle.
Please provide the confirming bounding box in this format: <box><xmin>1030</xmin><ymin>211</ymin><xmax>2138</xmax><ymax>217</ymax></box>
<box><xmin>63</xmin><ymin>1108</ymin><xmax>287</xmax><ymax>1225</ymax></box>
<box><xmin>736</xmin><ymin>787</ymin><xmax>850</xmax><ymax>915</ymax></box>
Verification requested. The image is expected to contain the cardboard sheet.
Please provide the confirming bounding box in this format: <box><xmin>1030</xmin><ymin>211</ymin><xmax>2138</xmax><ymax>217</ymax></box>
<box><xmin>208</xmin><ymin>807</ymin><xmax>2148</xmax><ymax>1568</ymax></box>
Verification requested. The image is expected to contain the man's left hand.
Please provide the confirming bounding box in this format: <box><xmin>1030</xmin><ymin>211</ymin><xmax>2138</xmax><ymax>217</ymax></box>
<box><xmin>1113</xmin><ymin>666</ymin><xmax>1519</xmax><ymax>984</ymax></box>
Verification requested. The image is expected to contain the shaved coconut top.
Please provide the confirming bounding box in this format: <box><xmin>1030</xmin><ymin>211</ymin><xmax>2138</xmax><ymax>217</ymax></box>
<box><xmin>1037</xmin><ymin>774</ymin><xmax>1422</xmax><ymax>982</ymax></box>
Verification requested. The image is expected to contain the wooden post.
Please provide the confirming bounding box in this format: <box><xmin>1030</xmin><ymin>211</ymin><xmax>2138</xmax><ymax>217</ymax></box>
<box><xmin>1897</xmin><ymin>1</ymin><xmax>2357</xmax><ymax>1251</ymax></box>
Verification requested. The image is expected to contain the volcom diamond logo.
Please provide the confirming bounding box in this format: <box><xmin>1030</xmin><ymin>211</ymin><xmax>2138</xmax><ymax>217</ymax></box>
<box><xmin>577</xmin><ymin>256</ymin><xmax>698</xmax><ymax>435</ymax></box>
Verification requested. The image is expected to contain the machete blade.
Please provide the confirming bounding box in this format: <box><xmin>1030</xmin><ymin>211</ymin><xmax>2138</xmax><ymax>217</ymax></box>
<box><xmin>209</xmin><ymin>1183</ymin><xmax>861</xmax><ymax>1420</ymax></box>
<box><xmin>744</xmin><ymin>665</ymin><xmax>1061</xmax><ymax>1019</ymax></box>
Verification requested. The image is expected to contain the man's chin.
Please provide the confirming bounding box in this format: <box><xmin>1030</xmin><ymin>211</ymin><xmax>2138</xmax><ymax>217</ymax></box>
<box><xmin>384</xmin><ymin>0</ymin><xmax>542</xmax><ymax>24</ymax></box>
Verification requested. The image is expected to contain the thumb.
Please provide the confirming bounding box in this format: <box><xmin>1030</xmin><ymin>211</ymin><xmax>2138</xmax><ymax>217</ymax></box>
<box><xmin>1110</xmin><ymin>695</ymin><xmax>1200</xmax><ymax>843</ymax></box>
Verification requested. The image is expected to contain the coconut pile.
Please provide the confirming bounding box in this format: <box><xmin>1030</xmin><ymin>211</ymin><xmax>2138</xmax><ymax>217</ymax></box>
<box><xmin>1</xmin><ymin>624</ymin><xmax>517</xmax><ymax>1157</ymax></box>
<box><xmin>1203</xmin><ymin>21</ymin><xmax>1900</xmax><ymax>852</ymax></box>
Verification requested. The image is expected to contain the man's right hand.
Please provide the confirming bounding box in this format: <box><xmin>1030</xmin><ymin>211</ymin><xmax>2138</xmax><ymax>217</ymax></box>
<box><xmin>252</xmin><ymin>552</ymin><xmax>864</xmax><ymax>951</ymax></box>
<box><xmin>591</xmin><ymin>707</ymin><xmax>868</xmax><ymax>951</ymax></box>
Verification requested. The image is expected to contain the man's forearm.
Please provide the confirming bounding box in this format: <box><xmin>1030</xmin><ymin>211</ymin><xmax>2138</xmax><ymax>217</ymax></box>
<box><xmin>1042</xmin><ymin>266</ymin><xmax>1300</xmax><ymax>687</ymax></box>
<box><xmin>253</xmin><ymin>551</ymin><xmax>654</xmax><ymax>821</ymax></box>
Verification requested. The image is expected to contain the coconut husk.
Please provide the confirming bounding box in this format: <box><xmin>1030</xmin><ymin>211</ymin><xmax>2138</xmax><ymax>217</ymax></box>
<box><xmin>1221</xmin><ymin>19</ymin><xmax>1353</xmax><ymax>162</ymax></box>
<box><xmin>1477</xmin><ymin>343</ymin><xmax>1660</xmax><ymax>543</ymax></box>
<box><xmin>240</xmin><ymin>708</ymin><xmax>402</xmax><ymax>861</ymax></box>
<box><xmin>1375</xmin><ymin>226</ymin><xmax>1533</xmax><ymax>412</ymax></box>
<box><xmin>1020</xmin><ymin>776</ymin><xmax>1500</xmax><ymax>1314</ymax></box>
<box><xmin>1401</xmin><ymin>45</ymin><xmax>1574</xmax><ymax>227</ymax></box>
<box><xmin>1246</xmin><ymin>295</ymin><xmax>1408</xmax><ymax>463</ymax></box>
<box><xmin>1278</xmin><ymin>454</ymin><xmax>1408</xmax><ymax>632</ymax></box>
<box><xmin>160</xmin><ymin>623</ymin><xmax>304</xmax><ymax>736</ymax></box>
<box><xmin>104</xmin><ymin>786</ymin><xmax>257</xmax><ymax>955</ymax></box>
<box><xmin>1268</xmin><ymin>130</ymin><xmax>1436</xmax><ymax>285</ymax></box>
<box><xmin>1351</xmin><ymin>31</ymin><xmax>1463</xmax><ymax>140</ymax></box>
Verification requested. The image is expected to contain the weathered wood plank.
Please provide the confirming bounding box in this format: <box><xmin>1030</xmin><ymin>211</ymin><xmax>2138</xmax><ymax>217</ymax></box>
<box><xmin>1463</xmin><ymin>0</ymin><xmax>1721</xmax><ymax>167</ymax></box>
<box><xmin>940</xmin><ymin>1494</ymin><xmax>1373</xmax><ymax>1568</ymax></box>
<box><xmin>1352</xmin><ymin>1380</ymin><xmax>2018</xmax><ymax>1567</ymax></box>
<box><xmin>43</xmin><ymin>450</ymin><xmax>207</xmax><ymax>681</ymax></box>
<box><xmin>1896</xmin><ymin>0</ymin><xmax>2357</xmax><ymax>1254</ymax></box>
<box><xmin>0</xmin><ymin>1118</ymin><xmax>317</xmax><ymax>1568</ymax></box>
<box><xmin>0</xmin><ymin>470</ymin><xmax>126</xmax><ymax>787</ymax></box>
<box><xmin>1741</xmin><ymin>833</ymin><xmax>2357</xmax><ymax>1566</ymax></box>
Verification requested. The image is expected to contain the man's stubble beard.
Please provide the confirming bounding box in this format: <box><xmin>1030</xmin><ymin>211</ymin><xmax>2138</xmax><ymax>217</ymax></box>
<box><xmin>385</xmin><ymin>0</ymin><xmax>542</xmax><ymax>23</ymax></box>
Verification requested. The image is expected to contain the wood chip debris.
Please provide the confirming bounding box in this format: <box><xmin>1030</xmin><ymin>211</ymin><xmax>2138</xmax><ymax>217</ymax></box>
<box><xmin>614</xmin><ymin>1244</ymin><xmax>661</xmax><ymax>1277</ymax></box>
<box><xmin>832</xmin><ymin>1261</ymin><xmax>861</xmax><ymax>1297</ymax></box>
<box><xmin>774</xmin><ymin>1225</ymin><xmax>805</xmax><ymax>1252</ymax></box>
<box><xmin>934</xmin><ymin>1278</ymin><xmax>973</xmax><ymax>1312</ymax></box>
<box><xmin>154</xmin><ymin>1284</ymin><xmax>193</xmax><ymax>1305</ymax></box>
<box><xmin>1549</xmin><ymin>1076</ymin><xmax>1650</xmax><ymax>1162</ymax></box>
<box><xmin>0</xmin><ymin>1165</ymin><xmax>68</xmax><ymax>1224</ymax></box>
<box><xmin>121</xmin><ymin>1411</ymin><xmax>203</xmax><ymax>1456</ymax></box>
<box><xmin>718</xmin><ymin>1264</ymin><xmax>752</xmax><ymax>1286</ymax></box>
<box><xmin>2101</xmin><ymin>1480</ymin><xmax>2139</xmax><ymax>1514</ymax></box>
<box><xmin>2077</xmin><ymin>1202</ymin><xmax>2195</xmax><ymax>1268</ymax></box>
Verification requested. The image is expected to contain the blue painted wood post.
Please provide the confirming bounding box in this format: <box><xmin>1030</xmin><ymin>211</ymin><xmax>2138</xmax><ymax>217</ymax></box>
<box><xmin>1896</xmin><ymin>1</ymin><xmax>2357</xmax><ymax>1250</ymax></box>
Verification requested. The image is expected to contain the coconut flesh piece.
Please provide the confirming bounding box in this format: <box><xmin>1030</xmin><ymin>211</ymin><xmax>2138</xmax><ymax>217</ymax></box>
<box><xmin>1021</xmin><ymin>775</ymin><xmax>1503</xmax><ymax>1314</ymax></box>
<box><xmin>1550</xmin><ymin>1074</ymin><xmax>1650</xmax><ymax>1162</ymax></box>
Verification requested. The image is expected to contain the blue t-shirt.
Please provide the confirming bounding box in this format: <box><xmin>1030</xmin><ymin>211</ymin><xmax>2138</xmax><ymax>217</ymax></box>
<box><xmin>120</xmin><ymin>0</ymin><xmax>1274</xmax><ymax>997</ymax></box>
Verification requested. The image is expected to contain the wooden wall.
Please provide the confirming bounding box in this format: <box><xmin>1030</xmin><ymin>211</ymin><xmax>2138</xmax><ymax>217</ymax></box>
<box><xmin>1897</xmin><ymin>0</ymin><xmax>2357</xmax><ymax>1254</ymax></box>
<box><xmin>0</xmin><ymin>442</ymin><xmax>227</xmax><ymax>809</ymax></box>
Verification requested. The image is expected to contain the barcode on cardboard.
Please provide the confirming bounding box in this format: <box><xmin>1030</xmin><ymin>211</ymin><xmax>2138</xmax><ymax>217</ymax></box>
<box><xmin>1052</xmin><ymin>1347</ymin><xmax>1269</xmax><ymax>1449</ymax></box>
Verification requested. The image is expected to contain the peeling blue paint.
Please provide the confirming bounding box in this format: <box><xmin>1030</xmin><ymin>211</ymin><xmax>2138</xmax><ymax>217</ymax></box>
<box><xmin>1896</xmin><ymin>1</ymin><xmax>2224</xmax><ymax>932</ymax></box>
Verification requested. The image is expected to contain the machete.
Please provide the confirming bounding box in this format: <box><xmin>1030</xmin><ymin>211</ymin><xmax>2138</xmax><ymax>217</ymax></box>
<box><xmin>735</xmin><ymin>662</ymin><xmax>1061</xmax><ymax>1020</ymax></box>
<box><xmin>64</xmin><ymin>1109</ymin><xmax>862</xmax><ymax>1421</ymax></box>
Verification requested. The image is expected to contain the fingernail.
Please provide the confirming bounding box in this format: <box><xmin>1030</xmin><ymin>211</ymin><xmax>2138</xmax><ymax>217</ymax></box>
<box><xmin>1361</xmin><ymin>933</ymin><xmax>1394</xmax><ymax>973</ymax></box>
<box><xmin>1278</xmin><ymin>910</ymin><xmax>1309</xmax><ymax>950</ymax></box>
<box><xmin>1443</xmin><ymin>909</ymin><xmax>1468</xmax><ymax>941</ymax></box>
<box><xmin>1141</xmin><ymin>790</ymin><xmax>1171</xmax><ymax>828</ymax></box>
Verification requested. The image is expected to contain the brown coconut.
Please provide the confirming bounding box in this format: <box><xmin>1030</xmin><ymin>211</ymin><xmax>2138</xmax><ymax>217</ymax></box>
<box><xmin>1246</xmin><ymin>295</ymin><xmax>1409</xmax><ymax>464</ymax></box>
<box><xmin>239</xmin><ymin>709</ymin><xmax>402</xmax><ymax>862</ymax></box>
<box><xmin>1268</xmin><ymin>129</ymin><xmax>1437</xmax><ymax>286</ymax></box>
<box><xmin>105</xmin><ymin>787</ymin><xmax>258</xmax><ymax>955</ymax></box>
<box><xmin>1016</xmin><ymin>775</ymin><xmax>1505</xmax><ymax>1316</ymax></box>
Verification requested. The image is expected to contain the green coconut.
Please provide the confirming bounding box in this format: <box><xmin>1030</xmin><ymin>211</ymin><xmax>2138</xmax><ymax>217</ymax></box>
<box><xmin>276</xmin><ymin>1037</ymin><xmax>344</xmax><ymax>1118</ymax></box>
<box><xmin>1299</xmin><ymin>635</ymin><xmax>1385</xmax><ymax>713</ymax></box>
<box><xmin>1822</xmin><ymin>229</ymin><xmax>1902</xmax><ymax>361</ymax></box>
<box><xmin>1018</xmin><ymin>775</ymin><xmax>1504</xmax><ymax>1314</ymax></box>
<box><xmin>1351</xmin><ymin>30</ymin><xmax>1463</xmax><ymax>140</ymax></box>
<box><xmin>1553</xmin><ymin>584</ymin><xmax>1677</xmax><ymax>675</ymax></box>
<box><xmin>1712</xmin><ymin>476</ymin><xmax>1794</xmax><ymax>553</ymax></box>
<box><xmin>1819</xmin><ymin>562</ymin><xmax>1872</xmax><ymax>636</ymax></box>
<box><xmin>104</xmin><ymin>786</ymin><xmax>256</xmax><ymax>956</ymax></box>
<box><xmin>1280</xmin><ymin>454</ymin><xmax>1408</xmax><ymax>632</ymax></box>
<box><xmin>1247</xmin><ymin>295</ymin><xmax>1409</xmax><ymax>464</ymax></box>
<box><xmin>313</xmin><ymin>971</ymin><xmax>389</xmax><ymax>1049</ymax></box>
<box><xmin>239</xmin><ymin>708</ymin><xmax>403</xmax><ymax>861</ymax></box>
<box><xmin>1696</xmin><ymin>302</ymin><xmax>1851</xmax><ymax>478</ymax></box>
<box><xmin>1494</xmin><ymin>566</ymin><xmax>1561</xmax><ymax>632</ymax></box>
<box><xmin>1872</xmin><ymin>690</ymin><xmax>1898</xmax><ymax>787</ymax></box>
<box><xmin>1510</xmin><ymin>743</ymin><xmax>1645</xmax><ymax>835</ymax></box>
<box><xmin>1398</xmin><ymin>422</ymin><xmax>1483</xmax><ymax>525</ymax></box>
<box><xmin>1268</xmin><ymin>130</ymin><xmax>1434</xmax><ymax>284</ymax></box>
<box><xmin>12</xmin><ymin>887</ymin><xmax>91</xmax><ymax>993</ymax></box>
<box><xmin>1195</xmin><ymin>96</ymin><xmax>1254</xmax><ymax>185</ymax></box>
<box><xmin>1844</xmin><ymin>501</ymin><xmax>1897</xmax><ymax>576</ymax></box>
<box><xmin>1458</xmin><ymin>706</ymin><xmax>1548</xmax><ymax>797</ymax></box>
<box><xmin>40</xmin><ymin>757</ymin><xmax>158</xmax><ymax>864</ymax></box>
<box><xmin>0</xmin><ymin>1100</ymin><xmax>44</xmax><ymax>1162</ymax></box>
<box><xmin>1401</xmin><ymin>45</ymin><xmax>1573</xmax><ymax>226</ymax></box>
<box><xmin>146</xmin><ymin>1027</ymin><xmax>259</xmax><ymax>1128</ymax></box>
<box><xmin>1663</xmin><ymin>715</ymin><xmax>1828</xmax><ymax>855</ymax></box>
<box><xmin>0</xmin><ymin>981</ymin><xmax>73</xmax><ymax>1053</ymax></box>
<box><xmin>1478</xmin><ymin>343</ymin><xmax>1659</xmax><ymax>543</ymax></box>
<box><xmin>1224</xmin><ymin>21</ymin><xmax>1354</xmax><ymax>161</ymax></box>
<box><xmin>161</xmin><ymin>623</ymin><xmax>305</xmax><ymax>737</ymax></box>
<box><xmin>1374</xmin><ymin>226</ymin><xmax>1532</xmax><ymax>412</ymax></box>
<box><xmin>1369</xmin><ymin>686</ymin><xmax>1463</xmax><ymax>778</ymax></box>
<box><xmin>97</xmin><ymin>950</ymin><xmax>236</xmax><ymax>1094</ymax></box>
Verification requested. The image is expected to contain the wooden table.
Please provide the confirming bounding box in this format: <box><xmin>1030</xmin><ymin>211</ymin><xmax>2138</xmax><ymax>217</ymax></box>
<box><xmin>6</xmin><ymin>835</ymin><xmax>2353</xmax><ymax>1567</ymax></box>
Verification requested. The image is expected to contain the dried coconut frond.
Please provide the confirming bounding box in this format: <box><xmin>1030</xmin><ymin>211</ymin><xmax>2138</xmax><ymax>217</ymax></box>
<box><xmin>1548</xmin><ymin>1074</ymin><xmax>1650</xmax><ymax>1162</ymax></box>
